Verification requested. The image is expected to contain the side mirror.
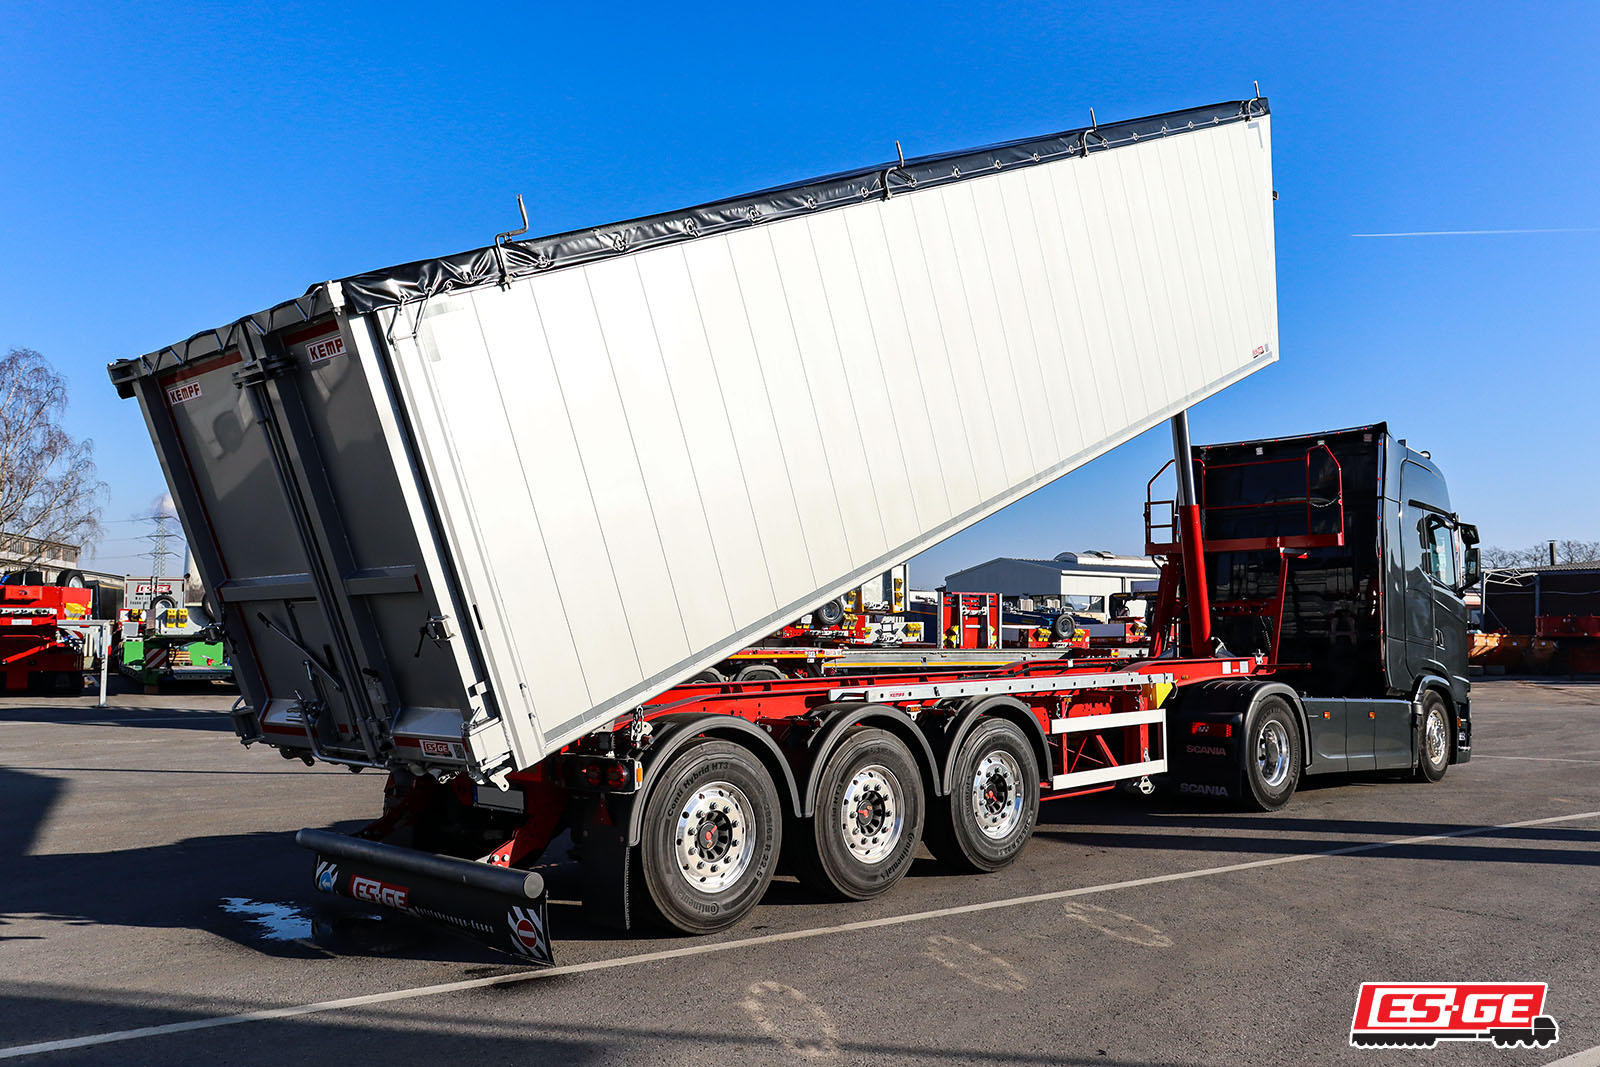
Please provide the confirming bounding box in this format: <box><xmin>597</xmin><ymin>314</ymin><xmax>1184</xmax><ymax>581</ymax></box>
<box><xmin>1462</xmin><ymin>544</ymin><xmax>1482</xmax><ymax>590</ymax></box>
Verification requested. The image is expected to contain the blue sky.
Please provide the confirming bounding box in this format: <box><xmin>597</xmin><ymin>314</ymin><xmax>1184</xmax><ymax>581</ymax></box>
<box><xmin>3</xmin><ymin>1</ymin><xmax>1596</xmax><ymax>584</ymax></box>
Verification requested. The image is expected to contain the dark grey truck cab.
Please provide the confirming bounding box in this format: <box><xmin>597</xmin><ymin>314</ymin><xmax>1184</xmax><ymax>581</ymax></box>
<box><xmin>1171</xmin><ymin>423</ymin><xmax>1479</xmax><ymax>803</ymax></box>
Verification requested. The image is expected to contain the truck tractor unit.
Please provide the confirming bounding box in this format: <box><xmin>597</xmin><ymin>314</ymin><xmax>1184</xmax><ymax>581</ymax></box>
<box><xmin>1148</xmin><ymin>422</ymin><xmax>1476</xmax><ymax>807</ymax></box>
<box><xmin>108</xmin><ymin>96</ymin><xmax>1472</xmax><ymax>964</ymax></box>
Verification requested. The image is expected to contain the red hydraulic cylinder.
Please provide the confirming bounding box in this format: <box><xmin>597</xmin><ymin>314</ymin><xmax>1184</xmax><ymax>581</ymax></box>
<box><xmin>1170</xmin><ymin>411</ymin><xmax>1212</xmax><ymax>658</ymax></box>
<box><xmin>1178</xmin><ymin>502</ymin><xmax>1212</xmax><ymax>656</ymax></box>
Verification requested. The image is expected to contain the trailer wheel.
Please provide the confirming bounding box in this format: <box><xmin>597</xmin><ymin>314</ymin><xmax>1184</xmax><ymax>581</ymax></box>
<box><xmin>926</xmin><ymin>717</ymin><xmax>1039</xmax><ymax>873</ymax></box>
<box><xmin>1242</xmin><ymin>697</ymin><xmax>1301</xmax><ymax>811</ymax></box>
<box><xmin>687</xmin><ymin>668</ymin><xmax>725</xmax><ymax>683</ymax></box>
<box><xmin>1050</xmin><ymin>613</ymin><xmax>1078</xmax><ymax>640</ymax></box>
<box><xmin>1414</xmin><ymin>691</ymin><xmax>1451</xmax><ymax>783</ymax></box>
<box><xmin>734</xmin><ymin>664</ymin><xmax>784</xmax><ymax>683</ymax></box>
<box><xmin>793</xmin><ymin>728</ymin><xmax>924</xmax><ymax>900</ymax></box>
<box><xmin>636</xmin><ymin>738</ymin><xmax>782</xmax><ymax>935</ymax></box>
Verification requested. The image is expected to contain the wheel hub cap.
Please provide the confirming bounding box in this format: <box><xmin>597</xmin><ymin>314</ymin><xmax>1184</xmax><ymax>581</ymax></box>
<box><xmin>1257</xmin><ymin>720</ymin><xmax>1290</xmax><ymax>789</ymax></box>
<box><xmin>970</xmin><ymin>750</ymin><xmax>1024</xmax><ymax>839</ymax></box>
<box><xmin>841</xmin><ymin>764</ymin><xmax>904</xmax><ymax>864</ymax></box>
<box><xmin>674</xmin><ymin>782</ymin><xmax>754</xmax><ymax>893</ymax></box>
<box><xmin>1426</xmin><ymin>709</ymin><xmax>1448</xmax><ymax>763</ymax></box>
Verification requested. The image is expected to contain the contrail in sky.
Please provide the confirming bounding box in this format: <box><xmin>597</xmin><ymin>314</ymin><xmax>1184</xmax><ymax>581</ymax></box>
<box><xmin>1351</xmin><ymin>227</ymin><xmax>1600</xmax><ymax>237</ymax></box>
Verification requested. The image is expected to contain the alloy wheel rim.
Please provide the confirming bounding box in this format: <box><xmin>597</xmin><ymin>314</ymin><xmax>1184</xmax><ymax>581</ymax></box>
<box><xmin>1257</xmin><ymin>720</ymin><xmax>1291</xmax><ymax>788</ymax></box>
<box><xmin>841</xmin><ymin>764</ymin><xmax>904</xmax><ymax>864</ymax></box>
<box><xmin>1425</xmin><ymin>708</ymin><xmax>1448</xmax><ymax>765</ymax></box>
<box><xmin>970</xmin><ymin>750</ymin><xmax>1025</xmax><ymax>840</ymax></box>
<box><xmin>674</xmin><ymin>781</ymin><xmax>755</xmax><ymax>893</ymax></box>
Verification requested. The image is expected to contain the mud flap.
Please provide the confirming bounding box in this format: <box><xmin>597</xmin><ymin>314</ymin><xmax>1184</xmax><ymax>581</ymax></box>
<box><xmin>296</xmin><ymin>828</ymin><xmax>553</xmax><ymax>965</ymax></box>
<box><xmin>1166</xmin><ymin>707</ymin><xmax>1245</xmax><ymax>803</ymax></box>
<box><xmin>577</xmin><ymin>796</ymin><xmax>634</xmax><ymax>931</ymax></box>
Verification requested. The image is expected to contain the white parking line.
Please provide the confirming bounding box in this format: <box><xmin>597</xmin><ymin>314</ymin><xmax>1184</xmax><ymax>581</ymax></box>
<box><xmin>3</xmin><ymin>807</ymin><xmax>1597</xmax><ymax>1061</ymax></box>
<box><xmin>1545</xmin><ymin>1043</ymin><xmax>1600</xmax><ymax>1067</ymax></box>
<box><xmin>1475</xmin><ymin>755</ymin><xmax>1600</xmax><ymax>764</ymax></box>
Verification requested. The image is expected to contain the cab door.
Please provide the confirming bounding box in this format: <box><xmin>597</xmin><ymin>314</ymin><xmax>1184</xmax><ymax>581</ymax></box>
<box><xmin>1420</xmin><ymin>513</ymin><xmax>1469</xmax><ymax>691</ymax></box>
<box><xmin>1400</xmin><ymin>500</ymin><xmax>1438</xmax><ymax>682</ymax></box>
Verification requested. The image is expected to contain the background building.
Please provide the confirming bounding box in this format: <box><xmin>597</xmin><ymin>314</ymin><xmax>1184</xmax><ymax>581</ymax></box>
<box><xmin>945</xmin><ymin>550</ymin><xmax>1161</xmax><ymax>618</ymax></box>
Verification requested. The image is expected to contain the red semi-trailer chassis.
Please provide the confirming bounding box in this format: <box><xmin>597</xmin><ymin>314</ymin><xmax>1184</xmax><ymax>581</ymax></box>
<box><xmin>299</xmin><ymin>414</ymin><xmax>1399</xmax><ymax>965</ymax></box>
<box><xmin>304</xmin><ymin>647</ymin><xmax>1262</xmax><ymax>963</ymax></box>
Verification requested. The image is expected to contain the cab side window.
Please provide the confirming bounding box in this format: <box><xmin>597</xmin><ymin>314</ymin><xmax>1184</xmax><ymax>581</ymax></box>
<box><xmin>1420</xmin><ymin>515</ymin><xmax>1457</xmax><ymax>587</ymax></box>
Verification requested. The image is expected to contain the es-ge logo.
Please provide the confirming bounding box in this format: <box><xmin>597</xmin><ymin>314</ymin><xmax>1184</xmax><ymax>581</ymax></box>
<box><xmin>1350</xmin><ymin>983</ymin><xmax>1558</xmax><ymax>1049</ymax></box>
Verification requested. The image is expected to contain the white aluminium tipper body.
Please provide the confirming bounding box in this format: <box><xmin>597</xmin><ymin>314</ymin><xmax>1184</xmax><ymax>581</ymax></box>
<box><xmin>110</xmin><ymin>99</ymin><xmax>1278</xmax><ymax>779</ymax></box>
<box><xmin>372</xmin><ymin>107</ymin><xmax>1277</xmax><ymax>768</ymax></box>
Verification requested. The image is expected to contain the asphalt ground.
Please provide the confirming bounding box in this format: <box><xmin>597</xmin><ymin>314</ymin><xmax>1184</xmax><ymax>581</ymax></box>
<box><xmin>1</xmin><ymin>678</ymin><xmax>1597</xmax><ymax>1066</ymax></box>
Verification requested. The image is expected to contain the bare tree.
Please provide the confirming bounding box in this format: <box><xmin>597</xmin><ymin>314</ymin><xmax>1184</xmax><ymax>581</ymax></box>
<box><xmin>0</xmin><ymin>348</ymin><xmax>105</xmax><ymax>563</ymax></box>
<box><xmin>1482</xmin><ymin>539</ymin><xmax>1600</xmax><ymax>570</ymax></box>
<box><xmin>1481</xmin><ymin>544</ymin><xmax>1542</xmax><ymax>570</ymax></box>
<box><xmin>1557</xmin><ymin>539</ymin><xmax>1600</xmax><ymax>565</ymax></box>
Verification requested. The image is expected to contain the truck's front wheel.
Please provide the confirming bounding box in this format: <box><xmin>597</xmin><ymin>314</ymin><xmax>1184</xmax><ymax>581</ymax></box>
<box><xmin>637</xmin><ymin>739</ymin><xmax>783</xmax><ymax>935</ymax></box>
<box><xmin>1414</xmin><ymin>691</ymin><xmax>1451</xmax><ymax>783</ymax></box>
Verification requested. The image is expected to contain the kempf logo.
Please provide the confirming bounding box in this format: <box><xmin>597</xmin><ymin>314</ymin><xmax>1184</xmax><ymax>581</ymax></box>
<box><xmin>1350</xmin><ymin>983</ymin><xmax>1558</xmax><ymax>1049</ymax></box>
<box><xmin>350</xmin><ymin>875</ymin><xmax>410</xmax><ymax>909</ymax></box>
<box><xmin>166</xmin><ymin>380</ymin><xmax>203</xmax><ymax>406</ymax></box>
<box><xmin>306</xmin><ymin>335</ymin><xmax>345</xmax><ymax>364</ymax></box>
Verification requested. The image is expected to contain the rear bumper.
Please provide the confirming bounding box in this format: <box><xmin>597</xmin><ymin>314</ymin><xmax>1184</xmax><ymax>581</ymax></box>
<box><xmin>295</xmin><ymin>829</ymin><xmax>552</xmax><ymax>964</ymax></box>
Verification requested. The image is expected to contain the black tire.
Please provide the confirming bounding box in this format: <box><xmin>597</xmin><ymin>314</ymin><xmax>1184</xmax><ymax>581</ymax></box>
<box><xmin>1241</xmin><ymin>697</ymin><xmax>1301</xmax><ymax>811</ymax></box>
<box><xmin>792</xmin><ymin>728</ymin><xmax>924</xmax><ymax>900</ymax></box>
<box><xmin>734</xmin><ymin>664</ymin><xmax>785</xmax><ymax>683</ymax></box>
<box><xmin>54</xmin><ymin>569</ymin><xmax>87</xmax><ymax>589</ymax></box>
<box><xmin>635</xmin><ymin>739</ymin><xmax>782</xmax><ymax>935</ymax></box>
<box><xmin>1050</xmin><ymin>613</ymin><xmax>1078</xmax><ymax>640</ymax></box>
<box><xmin>926</xmin><ymin>717</ymin><xmax>1039</xmax><ymax>873</ymax></box>
<box><xmin>813</xmin><ymin>599</ymin><xmax>846</xmax><ymax>628</ymax></box>
<box><xmin>1414</xmin><ymin>690</ymin><xmax>1451</xmax><ymax>782</ymax></box>
<box><xmin>148</xmin><ymin>595</ymin><xmax>178</xmax><ymax>626</ymax></box>
<box><xmin>687</xmin><ymin>668</ymin><xmax>725</xmax><ymax>684</ymax></box>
